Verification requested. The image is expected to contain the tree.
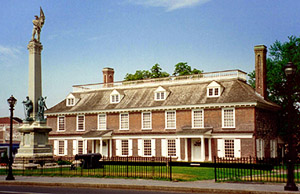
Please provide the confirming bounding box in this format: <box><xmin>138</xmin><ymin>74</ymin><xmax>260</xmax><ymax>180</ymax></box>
<box><xmin>173</xmin><ymin>62</ymin><xmax>202</xmax><ymax>76</ymax></box>
<box><xmin>124</xmin><ymin>64</ymin><xmax>169</xmax><ymax>81</ymax></box>
<box><xmin>248</xmin><ymin>36</ymin><xmax>300</xmax><ymax>140</ymax></box>
<box><xmin>150</xmin><ymin>63</ymin><xmax>169</xmax><ymax>78</ymax></box>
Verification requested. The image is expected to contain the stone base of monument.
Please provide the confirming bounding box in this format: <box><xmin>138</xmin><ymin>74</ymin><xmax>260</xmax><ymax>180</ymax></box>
<box><xmin>13</xmin><ymin>120</ymin><xmax>55</xmax><ymax>168</ymax></box>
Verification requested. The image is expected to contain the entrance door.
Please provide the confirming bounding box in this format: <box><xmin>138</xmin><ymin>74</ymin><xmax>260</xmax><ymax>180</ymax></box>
<box><xmin>192</xmin><ymin>139</ymin><xmax>202</xmax><ymax>161</ymax></box>
<box><xmin>102</xmin><ymin>140</ymin><xmax>108</xmax><ymax>157</ymax></box>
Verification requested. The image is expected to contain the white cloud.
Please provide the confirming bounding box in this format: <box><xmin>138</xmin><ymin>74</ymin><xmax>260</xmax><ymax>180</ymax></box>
<box><xmin>130</xmin><ymin>0</ymin><xmax>211</xmax><ymax>11</ymax></box>
<box><xmin>0</xmin><ymin>45</ymin><xmax>22</xmax><ymax>67</ymax></box>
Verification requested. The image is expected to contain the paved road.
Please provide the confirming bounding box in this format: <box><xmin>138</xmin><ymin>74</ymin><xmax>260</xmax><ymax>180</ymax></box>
<box><xmin>0</xmin><ymin>185</ymin><xmax>204</xmax><ymax>194</ymax></box>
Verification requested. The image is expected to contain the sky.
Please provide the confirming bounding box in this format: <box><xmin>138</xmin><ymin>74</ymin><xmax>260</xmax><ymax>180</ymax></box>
<box><xmin>0</xmin><ymin>0</ymin><xmax>299</xmax><ymax>119</ymax></box>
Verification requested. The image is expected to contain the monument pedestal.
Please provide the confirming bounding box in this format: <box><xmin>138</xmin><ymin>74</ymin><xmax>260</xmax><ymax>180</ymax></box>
<box><xmin>14</xmin><ymin>121</ymin><xmax>54</xmax><ymax>167</ymax></box>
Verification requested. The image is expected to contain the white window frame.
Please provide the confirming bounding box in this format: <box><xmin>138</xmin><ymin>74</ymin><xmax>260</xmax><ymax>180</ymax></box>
<box><xmin>256</xmin><ymin>139</ymin><xmax>265</xmax><ymax>158</ymax></box>
<box><xmin>66</xmin><ymin>98</ymin><xmax>75</xmax><ymax>106</ymax></box>
<box><xmin>120</xmin><ymin>113</ymin><xmax>129</xmax><ymax>130</ymax></box>
<box><xmin>143</xmin><ymin>139</ymin><xmax>152</xmax><ymax>156</ymax></box>
<box><xmin>167</xmin><ymin>139</ymin><xmax>176</xmax><ymax>157</ymax></box>
<box><xmin>121</xmin><ymin>139</ymin><xmax>129</xmax><ymax>156</ymax></box>
<box><xmin>142</xmin><ymin>112</ymin><xmax>152</xmax><ymax>130</ymax></box>
<box><xmin>165</xmin><ymin>111</ymin><xmax>176</xmax><ymax>129</ymax></box>
<box><xmin>57</xmin><ymin>116</ymin><xmax>65</xmax><ymax>131</ymax></box>
<box><xmin>207</xmin><ymin>87</ymin><xmax>221</xmax><ymax>97</ymax></box>
<box><xmin>98</xmin><ymin>114</ymin><xmax>106</xmax><ymax>130</ymax></box>
<box><xmin>110</xmin><ymin>94</ymin><xmax>120</xmax><ymax>103</ymax></box>
<box><xmin>55</xmin><ymin>140</ymin><xmax>68</xmax><ymax>156</ymax></box>
<box><xmin>77</xmin><ymin>115</ymin><xmax>85</xmax><ymax>131</ymax></box>
<box><xmin>192</xmin><ymin>109</ymin><xmax>204</xmax><ymax>128</ymax></box>
<box><xmin>222</xmin><ymin>108</ymin><xmax>235</xmax><ymax>128</ymax></box>
<box><xmin>217</xmin><ymin>139</ymin><xmax>240</xmax><ymax>158</ymax></box>
<box><xmin>155</xmin><ymin>91</ymin><xmax>166</xmax><ymax>101</ymax></box>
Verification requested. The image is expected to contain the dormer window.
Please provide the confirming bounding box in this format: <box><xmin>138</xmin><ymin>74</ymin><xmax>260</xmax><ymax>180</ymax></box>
<box><xmin>154</xmin><ymin>86</ymin><xmax>169</xmax><ymax>101</ymax></box>
<box><xmin>66</xmin><ymin>93</ymin><xmax>79</xmax><ymax>107</ymax></box>
<box><xmin>207</xmin><ymin>81</ymin><xmax>223</xmax><ymax>97</ymax></box>
<box><xmin>110</xmin><ymin>89</ymin><xmax>124</xmax><ymax>104</ymax></box>
<box><xmin>111</xmin><ymin>94</ymin><xmax>120</xmax><ymax>103</ymax></box>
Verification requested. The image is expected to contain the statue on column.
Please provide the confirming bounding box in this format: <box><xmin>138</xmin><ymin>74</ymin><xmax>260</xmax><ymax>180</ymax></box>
<box><xmin>37</xmin><ymin>96</ymin><xmax>48</xmax><ymax>121</ymax></box>
<box><xmin>22</xmin><ymin>96</ymin><xmax>33</xmax><ymax>121</ymax></box>
<box><xmin>31</xmin><ymin>7</ymin><xmax>45</xmax><ymax>42</ymax></box>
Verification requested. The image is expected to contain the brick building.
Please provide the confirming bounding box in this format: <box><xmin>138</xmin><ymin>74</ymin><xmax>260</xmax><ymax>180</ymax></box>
<box><xmin>0</xmin><ymin>117</ymin><xmax>22</xmax><ymax>155</ymax></box>
<box><xmin>45</xmin><ymin>45</ymin><xmax>281</xmax><ymax>161</ymax></box>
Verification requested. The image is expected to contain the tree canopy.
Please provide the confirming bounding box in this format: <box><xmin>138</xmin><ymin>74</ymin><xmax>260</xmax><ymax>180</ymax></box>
<box><xmin>124</xmin><ymin>62</ymin><xmax>202</xmax><ymax>81</ymax></box>
<box><xmin>248</xmin><ymin>36</ymin><xmax>300</xmax><ymax>140</ymax></box>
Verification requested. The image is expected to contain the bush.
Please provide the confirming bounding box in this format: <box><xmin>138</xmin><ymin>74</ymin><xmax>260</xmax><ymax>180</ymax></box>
<box><xmin>57</xmin><ymin>160</ymin><xmax>72</xmax><ymax>165</ymax></box>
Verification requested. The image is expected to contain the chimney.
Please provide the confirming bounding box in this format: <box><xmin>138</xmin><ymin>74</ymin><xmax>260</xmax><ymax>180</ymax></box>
<box><xmin>102</xmin><ymin>67</ymin><xmax>114</xmax><ymax>84</ymax></box>
<box><xmin>254</xmin><ymin>45</ymin><xmax>267</xmax><ymax>99</ymax></box>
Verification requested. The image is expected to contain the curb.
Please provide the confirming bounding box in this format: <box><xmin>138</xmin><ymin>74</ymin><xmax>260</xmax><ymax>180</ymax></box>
<box><xmin>0</xmin><ymin>181</ymin><xmax>296</xmax><ymax>194</ymax></box>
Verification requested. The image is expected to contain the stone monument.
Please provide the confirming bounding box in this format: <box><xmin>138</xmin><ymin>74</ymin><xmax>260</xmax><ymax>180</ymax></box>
<box><xmin>14</xmin><ymin>7</ymin><xmax>53</xmax><ymax>166</ymax></box>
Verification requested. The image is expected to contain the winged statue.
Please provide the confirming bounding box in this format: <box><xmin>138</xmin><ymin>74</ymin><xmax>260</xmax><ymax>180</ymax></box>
<box><xmin>31</xmin><ymin>7</ymin><xmax>45</xmax><ymax>42</ymax></box>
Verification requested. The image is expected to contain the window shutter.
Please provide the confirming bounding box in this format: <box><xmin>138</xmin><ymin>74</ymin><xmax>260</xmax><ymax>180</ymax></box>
<box><xmin>138</xmin><ymin>139</ymin><xmax>143</xmax><ymax>156</ymax></box>
<box><xmin>176</xmin><ymin>138</ymin><xmax>180</xmax><ymax>158</ymax></box>
<box><xmin>116</xmin><ymin>139</ymin><xmax>121</xmax><ymax>156</ymax></box>
<box><xmin>64</xmin><ymin>140</ymin><xmax>68</xmax><ymax>156</ymax></box>
<box><xmin>234</xmin><ymin>139</ymin><xmax>241</xmax><ymax>158</ymax></box>
<box><xmin>161</xmin><ymin>139</ymin><xmax>167</xmax><ymax>157</ymax></box>
<box><xmin>217</xmin><ymin>139</ymin><xmax>225</xmax><ymax>158</ymax></box>
<box><xmin>54</xmin><ymin>140</ymin><xmax>58</xmax><ymax>155</ymax></box>
<box><xmin>261</xmin><ymin>139</ymin><xmax>265</xmax><ymax>158</ymax></box>
<box><xmin>256</xmin><ymin>139</ymin><xmax>260</xmax><ymax>158</ymax></box>
<box><xmin>84</xmin><ymin>140</ymin><xmax>87</xmax><ymax>154</ymax></box>
<box><xmin>128</xmin><ymin>139</ymin><xmax>133</xmax><ymax>156</ymax></box>
<box><xmin>73</xmin><ymin>140</ymin><xmax>77</xmax><ymax>155</ymax></box>
<box><xmin>151</xmin><ymin>139</ymin><xmax>156</xmax><ymax>157</ymax></box>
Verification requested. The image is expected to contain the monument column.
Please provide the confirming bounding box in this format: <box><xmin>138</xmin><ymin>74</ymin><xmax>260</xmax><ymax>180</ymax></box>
<box><xmin>27</xmin><ymin>41</ymin><xmax>43</xmax><ymax>119</ymax></box>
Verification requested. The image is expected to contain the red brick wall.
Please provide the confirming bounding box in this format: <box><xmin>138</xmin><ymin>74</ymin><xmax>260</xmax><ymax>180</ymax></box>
<box><xmin>241</xmin><ymin>138</ymin><xmax>255</xmax><ymax>157</ymax></box>
<box><xmin>155</xmin><ymin>139</ymin><xmax>161</xmax><ymax>157</ymax></box>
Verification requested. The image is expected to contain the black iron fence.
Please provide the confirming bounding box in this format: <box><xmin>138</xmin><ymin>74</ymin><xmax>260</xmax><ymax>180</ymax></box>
<box><xmin>214</xmin><ymin>156</ymin><xmax>300</xmax><ymax>183</ymax></box>
<box><xmin>0</xmin><ymin>156</ymin><xmax>172</xmax><ymax>180</ymax></box>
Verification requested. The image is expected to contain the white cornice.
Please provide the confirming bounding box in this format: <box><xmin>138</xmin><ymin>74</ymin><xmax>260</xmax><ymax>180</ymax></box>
<box><xmin>45</xmin><ymin>102</ymin><xmax>257</xmax><ymax>116</ymax></box>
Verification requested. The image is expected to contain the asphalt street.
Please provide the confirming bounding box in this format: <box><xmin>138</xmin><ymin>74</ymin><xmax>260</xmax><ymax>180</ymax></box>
<box><xmin>0</xmin><ymin>185</ymin><xmax>205</xmax><ymax>194</ymax></box>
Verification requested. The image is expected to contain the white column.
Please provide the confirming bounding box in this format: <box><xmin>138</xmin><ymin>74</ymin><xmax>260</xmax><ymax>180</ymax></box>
<box><xmin>100</xmin><ymin>139</ymin><xmax>103</xmax><ymax>154</ymax></box>
<box><xmin>109</xmin><ymin>139</ymin><xmax>112</xmax><ymax>157</ymax></box>
<box><xmin>185</xmin><ymin>139</ymin><xmax>188</xmax><ymax>161</ymax></box>
<box><xmin>201</xmin><ymin>137</ymin><xmax>205</xmax><ymax>162</ymax></box>
<box><xmin>208</xmin><ymin>138</ymin><xmax>212</xmax><ymax>161</ymax></box>
<box><xmin>92</xmin><ymin>140</ymin><xmax>94</xmax><ymax>153</ymax></box>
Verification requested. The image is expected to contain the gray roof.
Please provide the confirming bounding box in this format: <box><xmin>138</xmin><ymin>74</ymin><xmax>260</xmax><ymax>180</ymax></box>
<box><xmin>46</xmin><ymin>79</ymin><xmax>280</xmax><ymax>115</ymax></box>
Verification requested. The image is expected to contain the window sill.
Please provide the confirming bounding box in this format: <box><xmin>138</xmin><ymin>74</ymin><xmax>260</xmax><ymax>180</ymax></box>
<box><xmin>222</xmin><ymin>127</ymin><xmax>236</xmax><ymax>130</ymax></box>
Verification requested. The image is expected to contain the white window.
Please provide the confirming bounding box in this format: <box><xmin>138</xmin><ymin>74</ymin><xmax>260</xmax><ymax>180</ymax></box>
<box><xmin>270</xmin><ymin>139</ymin><xmax>277</xmax><ymax>158</ymax></box>
<box><xmin>67</xmin><ymin>98</ymin><xmax>75</xmax><ymax>106</ymax></box>
<box><xmin>167</xmin><ymin>139</ymin><xmax>176</xmax><ymax>156</ymax></box>
<box><xmin>256</xmin><ymin>139</ymin><xmax>265</xmax><ymax>158</ymax></box>
<box><xmin>207</xmin><ymin>81</ymin><xmax>222</xmax><ymax>97</ymax></box>
<box><xmin>142</xmin><ymin>112</ymin><xmax>152</xmax><ymax>129</ymax></box>
<box><xmin>155</xmin><ymin>92</ymin><xmax>165</xmax><ymax>100</ymax></box>
<box><xmin>54</xmin><ymin>140</ymin><xmax>67</xmax><ymax>156</ymax></box>
<box><xmin>98</xmin><ymin>114</ymin><xmax>106</xmax><ymax>130</ymax></box>
<box><xmin>192</xmin><ymin>109</ymin><xmax>204</xmax><ymax>128</ymax></box>
<box><xmin>224</xmin><ymin>139</ymin><xmax>234</xmax><ymax>158</ymax></box>
<box><xmin>120</xmin><ymin>113</ymin><xmax>129</xmax><ymax>130</ymax></box>
<box><xmin>143</xmin><ymin>140</ymin><xmax>152</xmax><ymax>156</ymax></box>
<box><xmin>111</xmin><ymin>94</ymin><xmax>120</xmax><ymax>103</ymax></box>
<box><xmin>222</xmin><ymin>108</ymin><xmax>235</xmax><ymax>128</ymax></box>
<box><xmin>73</xmin><ymin>140</ymin><xmax>87</xmax><ymax>155</ymax></box>
<box><xmin>77</xmin><ymin>115</ymin><xmax>85</xmax><ymax>131</ymax></box>
<box><xmin>57</xmin><ymin>116</ymin><xmax>65</xmax><ymax>131</ymax></box>
<box><xmin>217</xmin><ymin>139</ymin><xmax>240</xmax><ymax>158</ymax></box>
<box><xmin>154</xmin><ymin>86</ymin><xmax>168</xmax><ymax>101</ymax></box>
<box><xmin>165</xmin><ymin>111</ymin><xmax>176</xmax><ymax>129</ymax></box>
<box><xmin>121</xmin><ymin>140</ymin><xmax>129</xmax><ymax>156</ymax></box>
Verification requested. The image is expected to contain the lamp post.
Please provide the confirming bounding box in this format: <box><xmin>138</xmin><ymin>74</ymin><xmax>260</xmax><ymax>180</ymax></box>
<box><xmin>6</xmin><ymin>95</ymin><xmax>17</xmax><ymax>181</ymax></box>
<box><xmin>283</xmin><ymin>62</ymin><xmax>298</xmax><ymax>191</ymax></box>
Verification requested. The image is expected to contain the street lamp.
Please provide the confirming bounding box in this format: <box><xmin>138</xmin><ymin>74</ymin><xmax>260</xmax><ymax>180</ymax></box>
<box><xmin>6</xmin><ymin>95</ymin><xmax>17</xmax><ymax>181</ymax></box>
<box><xmin>283</xmin><ymin>62</ymin><xmax>298</xmax><ymax>191</ymax></box>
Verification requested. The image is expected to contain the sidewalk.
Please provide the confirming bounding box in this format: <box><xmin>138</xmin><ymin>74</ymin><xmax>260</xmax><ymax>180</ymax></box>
<box><xmin>0</xmin><ymin>176</ymin><xmax>299</xmax><ymax>194</ymax></box>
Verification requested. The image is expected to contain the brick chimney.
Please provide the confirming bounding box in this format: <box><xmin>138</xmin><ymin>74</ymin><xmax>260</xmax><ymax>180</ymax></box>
<box><xmin>102</xmin><ymin>67</ymin><xmax>114</xmax><ymax>84</ymax></box>
<box><xmin>254</xmin><ymin>45</ymin><xmax>267</xmax><ymax>99</ymax></box>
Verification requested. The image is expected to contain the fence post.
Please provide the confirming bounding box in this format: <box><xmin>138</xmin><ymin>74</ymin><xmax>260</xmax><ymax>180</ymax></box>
<box><xmin>169</xmin><ymin>156</ymin><xmax>172</xmax><ymax>181</ymax></box>
<box><xmin>214</xmin><ymin>156</ymin><xmax>217</xmax><ymax>182</ymax></box>
<box><xmin>127</xmin><ymin>156</ymin><xmax>129</xmax><ymax>178</ymax></box>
